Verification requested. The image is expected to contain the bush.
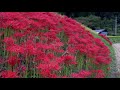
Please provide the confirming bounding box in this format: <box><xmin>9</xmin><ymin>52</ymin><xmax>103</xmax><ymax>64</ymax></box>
<box><xmin>75</xmin><ymin>15</ymin><xmax>102</xmax><ymax>29</ymax></box>
<box><xmin>0</xmin><ymin>12</ymin><xmax>111</xmax><ymax>78</ymax></box>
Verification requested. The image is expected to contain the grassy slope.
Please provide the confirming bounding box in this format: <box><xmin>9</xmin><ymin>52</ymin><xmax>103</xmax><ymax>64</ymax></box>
<box><xmin>82</xmin><ymin>25</ymin><xmax>118</xmax><ymax>78</ymax></box>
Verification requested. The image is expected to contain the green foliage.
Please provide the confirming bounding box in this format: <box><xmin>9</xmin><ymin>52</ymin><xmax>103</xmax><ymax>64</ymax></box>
<box><xmin>75</xmin><ymin>15</ymin><xmax>101</xmax><ymax>29</ymax></box>
<box><xmin>75</xmin><ymin>15</ymin><xmax>117</xmax><ymax>35</ymax></box>
<box><xmin>59</xmin><ymin>12</ymin><xmax>120</xmax><ymax>36</ymax></box>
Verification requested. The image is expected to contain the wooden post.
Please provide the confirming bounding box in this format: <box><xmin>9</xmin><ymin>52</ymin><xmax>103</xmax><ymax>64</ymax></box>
<box><xmin>115</xmin><ymin>16</ymin><xmax>117</xmax><ymax>35</ymax></box>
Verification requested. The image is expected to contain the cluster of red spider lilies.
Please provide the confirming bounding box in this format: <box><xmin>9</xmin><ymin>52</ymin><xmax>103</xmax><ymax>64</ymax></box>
<box><xmin>0</xmin><ymin>12</ymin><xmax>111</xmax><ymax>78</ymax></box>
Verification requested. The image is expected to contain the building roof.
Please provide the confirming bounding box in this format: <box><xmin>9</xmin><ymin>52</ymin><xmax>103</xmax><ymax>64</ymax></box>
<box><xmin>95</xmin><ymin>29</ymin><xmax>105</xmax><ymax>33</ymax></box>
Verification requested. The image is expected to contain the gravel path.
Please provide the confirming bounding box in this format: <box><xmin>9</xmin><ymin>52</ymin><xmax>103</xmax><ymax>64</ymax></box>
<box><xmin>112</xmin><ymin>43</ymin><xmax>120</xmax><ymax>74</ymax></box>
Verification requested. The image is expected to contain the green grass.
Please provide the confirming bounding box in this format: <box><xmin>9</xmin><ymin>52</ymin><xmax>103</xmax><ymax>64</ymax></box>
<box><xmin>108</xmin><ymin>36</ymin><xmax>120</xmax><ymax>44</ymax></box>
<box><xmin>82</xmin><ymin>25</ymin><xmax>118</xmax><ymax>78</ymax></box>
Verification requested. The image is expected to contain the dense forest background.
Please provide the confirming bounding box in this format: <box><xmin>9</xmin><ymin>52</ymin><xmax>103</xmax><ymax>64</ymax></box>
<box><xmin>59</xmin><ymin>12</ymin><xmax>120</xmax><ymax>36</ymax></box>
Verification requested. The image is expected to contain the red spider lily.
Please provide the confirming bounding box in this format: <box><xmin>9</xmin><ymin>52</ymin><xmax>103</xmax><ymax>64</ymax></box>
<box><xmin>62</xmin><ymin>55</ymin><xmax>77</xmax><ymax>65</ymax></box>
<box><xmin>39</xmin><ymin>69</ymin><xmax>51</xmax><ymax>78</ymax></box>
<box><xmin>7</xmin><ymin>56</ymin><xmax>20</xmax><ymax>66</ymax></box>
<box><xmin>71</xmin><ymin>70</ymin><xmax>92</xmax><ymax>78</ymax></box>
<box><xmin>61</xmin><ymin>76</ymin><xmax>68</xmax><ymax>78</ymax></box>
<box><xmin>78</xmin><ymin>70</ymin><xmax>92</xmax><ymax>78</ymax></box>
<box><xmin>40</xmin><ymin>70</ymin><xmax>58</xmax><ymax>78</ymax></box>
<box><xmin>37</xmin><ymin>61</ymin><xmax>61</xmax><ymax>71</ymax></box>
<box><xmin>99</xmin><ymin>34</ymin><xmax>112</xmax><ymax>45</ymax></box>
<box><xmin>1</xmin><ymin>70</ymin><xmax>18</xmax><ymax>78</ymax></box>
<box><xmin>95</xmin><ymin>70</ymin><xmax>105</xmax><ymax>78</ymax></box>
<box><xmin>35</xmin><ymin>52</ymin><xmax>46</xmax><ymax>61</ymax></box>
<box><xmin>0</xmin><ymin>12</ymin><xmax>112</xmax><ymax>78</ymax></box>
<box><xmin>95</xmin><ymin>56</ymin><xmax>111</xmax><ymax>65</ymax></box>
<box><xmin>13</xmin><ymin>32</ymin><xmax>25</xmax><ymax>38</ymax></box>
<box><xmin>71</xmin><ymin>73</ymin><xmax>80</xmax><ymax>78</ymax></box>
<box><xmin>6</xmin><ymin>44</ymin><xmax>25</xmax><ymax>54</ymax></box>
<box><xmin>3</xmin><ymin>37</ymin><xmax>15</xmax><ymax>46</ymax></box>
<box><xmin>47</xmin><ymin>53</ymin><xmax>56</xmax><ymax>60</ymax></box>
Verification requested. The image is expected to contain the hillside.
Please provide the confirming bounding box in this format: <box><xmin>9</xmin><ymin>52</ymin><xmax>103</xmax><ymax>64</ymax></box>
<box><xmin>82</xmin><ymin>25</ymin><xmax>117</xmax><ymax>78</ymax></box>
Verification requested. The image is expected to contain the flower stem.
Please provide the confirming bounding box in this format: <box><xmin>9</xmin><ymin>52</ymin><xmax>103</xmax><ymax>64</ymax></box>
<box><xmin>25</xmin><ymin>55</ymin><xmax>28</xmax><ymax>78</ymax></box>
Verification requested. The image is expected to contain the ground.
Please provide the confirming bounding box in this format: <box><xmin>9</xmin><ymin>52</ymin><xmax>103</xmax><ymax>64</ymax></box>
<box><xmin>112</xmin><ymin>43</ymin><xmax>120</xmax><ymax>77</ymax></box>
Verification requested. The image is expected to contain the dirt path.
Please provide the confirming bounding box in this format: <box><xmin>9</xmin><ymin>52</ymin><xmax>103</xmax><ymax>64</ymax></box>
<box><xmin>112</xmin><ymin>43</ymin><xmax>120</xmax><ymax>74</ymax></box>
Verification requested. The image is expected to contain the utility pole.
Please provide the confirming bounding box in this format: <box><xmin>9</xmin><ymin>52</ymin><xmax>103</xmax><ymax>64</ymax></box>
<box><xmin>115</xmin><ymin>16</ymin><xmax>117</xmax><ymax>35</ymax></box>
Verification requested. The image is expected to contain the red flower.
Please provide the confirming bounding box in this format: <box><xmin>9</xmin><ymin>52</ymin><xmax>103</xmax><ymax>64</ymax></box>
<box><xmin>62</xmin><ymin>55</ymin><xmax>76</xmax><ymax>65</ymax></box>
<box><xmin>71</xmin><ymin>73</ymin><xmax>79</xmax><ymax>78</ymax></box>
<box><xmin>8</xmin><ymin>56</ymin><xmax>20</xmax><ymax>66</ymax></box>
<box><xmin>95</xmin><ymin>70</ymin><xmax>105</xmax><ymax>78</ymax></box>
<box><xmin>40</xmin><ymin>69</ymin><xmax>51</xmax><ymax>78</ymax></box>
<box><xmin>71</xmin><ymin>70</ymin><xmax>92</xmax><ymax>78</ymax></box>
<box><xmin>61</xmin><ymin>76</ymin><xmax>68</xmax><ymax>78</ymax></box>
<box><xmin>37</xmin><ymin>61</ymin><xmax>61</xmax><ymax>71</ymax></box>
<box><xmin>13</xmin><ymin>32</ymin><xmax>25</xmax><ymax>38</ymax></box>
<box><xmin>1</xmin><ymin>70</ymin><xmax>18</xmax><ymax>78</ymax></box>
<box><xmin>78</xmin><ymin>70</ymin><xmax>92</xmax><ymax>78</ymax></box>
<box><xmin>0</xmin><ymin>12</ymin><xmax>112</xmax><ymax>78</ymax></box>
<box><xmin>3</xmin><ymin>37</ymin><xmax>15</xmax><ymax>46</ymax></box>
<box><xmin>95</xmin><ymin>56</ymin><xmax>111</xmax><ymax>65</ymax></box>
<box><xmin>99</xmin><ymin>34</ymin><xmax>112</xmax><ymax>45</ymax></box>
<box><xmin>6</xmin><ymin>44</ymin><xmax>24</xmax><ymax>54</ymax></box>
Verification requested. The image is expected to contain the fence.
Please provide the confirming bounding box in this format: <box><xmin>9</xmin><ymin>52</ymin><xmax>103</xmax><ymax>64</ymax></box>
<box><xmin>107</xmin><ymin>36</ymin><xmax>120</xmax><ymax>43</ymax></box>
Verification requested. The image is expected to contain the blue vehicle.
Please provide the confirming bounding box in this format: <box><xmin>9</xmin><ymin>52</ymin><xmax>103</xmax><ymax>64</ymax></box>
<box><xmin>95</xmin><ymin>29</ymin><xmax>108</xmax><ymax>36</ymax></box>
